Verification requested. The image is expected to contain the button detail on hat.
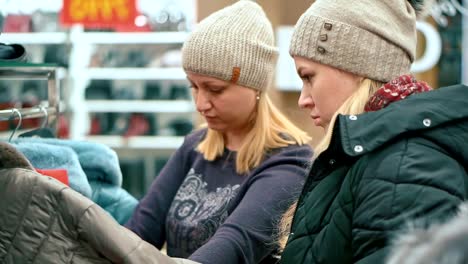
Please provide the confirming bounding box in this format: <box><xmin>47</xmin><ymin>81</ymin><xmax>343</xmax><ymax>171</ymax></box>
<box><xmin>320</xmin><ymin>34</ymin><xmax>328</xmax><ymax>41</ymax></box>
<box><xmin>324</xmin><ymin>23</ymin><xmax>333</xmax><ymax>30</ymax></box>
<box><xmin>423</xmin><ymin>118</ymin><xmax>431</xmax><ymax>127</ymax></box>
<box><xmin>354</xmin><ymin>145</ymin><xmax>363</xmax><ymax>153</ymax></box>
<box><xmin>317</xmin><ymin>46</ymin><xmax>326</xmax><ymax>54</ymax></box>
<box><xmin>349</xmin><ymin>115</ymin><xmax>357</xmax><ymax>120</ymax></box>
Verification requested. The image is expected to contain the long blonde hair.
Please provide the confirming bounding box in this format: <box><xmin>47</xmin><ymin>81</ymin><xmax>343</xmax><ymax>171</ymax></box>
<box><xmin>277</xmin><ymin>78</ymin><xmax>384</xmax><ymax>250</ymax></box>
<box><xmin>197</xmin><ymin>93</ymin><xmax>311</xmax><ymax>174</ymax></box>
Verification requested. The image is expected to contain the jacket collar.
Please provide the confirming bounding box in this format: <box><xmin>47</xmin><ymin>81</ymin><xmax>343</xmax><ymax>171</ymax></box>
<box><xmin>0</xmin><ymin>142</ymin><xmax>33</xmax><ymax>170</ymax></box>
<box><xmin>335</xmin><ymin>84</ymin><xmax>468</xmax><ymax>157</ymax></box>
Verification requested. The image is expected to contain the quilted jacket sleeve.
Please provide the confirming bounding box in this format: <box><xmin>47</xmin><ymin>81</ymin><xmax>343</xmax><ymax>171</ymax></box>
<box><xmin>351</xmin><ymin>138</ymin><xmax>467</xmax><ymax>263</ymax></box>
<box><xmin>77</xmin><ymin>201</ymin><xmax>200</xmax><ymax>264</ymax></box>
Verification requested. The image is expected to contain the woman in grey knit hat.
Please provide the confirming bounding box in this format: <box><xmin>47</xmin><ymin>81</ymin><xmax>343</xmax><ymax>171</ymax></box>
<box><xmin>126</xmin><ymin>1</ymin><xmax>313</xmax><ymax>263</ymax></box>
<box><xmin>278</xmin><ymin>0</ymin><xmax>468</xmax><ymax>263</ymax></box>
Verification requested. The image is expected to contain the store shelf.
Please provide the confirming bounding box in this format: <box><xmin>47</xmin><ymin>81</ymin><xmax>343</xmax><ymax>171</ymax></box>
<box><xmin>86</xmin><ymin>100</ymin><xmax>194</xmax><ymax>113</ymax></box>
<box><xmin>0</xmin><ymin>32</ymin><xmax>68</xmax><ymax>44</ymax></box>
<box><xmin>78</xmin><ymin>32</ymin><xmax>189</xmax><ymax>44</ymax></box>
<box><xmin>86</xmin><ymin>135</ymin><xmax>184</xmax><ymax>149</ymax></box>
<box><xmin>87</xmin><ymin>67</ymin><xmax>186</xmax><ymax>80</ymax></box>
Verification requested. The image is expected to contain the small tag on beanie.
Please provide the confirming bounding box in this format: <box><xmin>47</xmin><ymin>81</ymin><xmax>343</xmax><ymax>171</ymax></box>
<box><xmin>230</xmin><ymin>67</ymin><xmax>241</xmax><ymax>84</ymax></box>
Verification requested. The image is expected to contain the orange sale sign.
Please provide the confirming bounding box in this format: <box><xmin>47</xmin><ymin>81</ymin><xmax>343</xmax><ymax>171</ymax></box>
<box><xmin>60</xmin><ymin>0</ymin><xmax>138</xmax><ymax>28</ymax></box>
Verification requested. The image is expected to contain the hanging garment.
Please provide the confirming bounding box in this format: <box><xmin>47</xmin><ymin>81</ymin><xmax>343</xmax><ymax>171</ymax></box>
<box><xmin>14</xmin><ymin>138</ymin><xmax>122</xmax><ymax>185</ymax></box>
<box><xmin>13</xmin><ymin>138</ymin><xmax>137</xmax><ymax>224</ymax></box>
<box><xmin>0</xmin><ymin>141</ymin><xmax>197</xmax><ymax>264</ymax></box>
<box><xmin>13</xmin><ymin>141</ymin><xmax>93</xmax><ymax>198</ymax></box>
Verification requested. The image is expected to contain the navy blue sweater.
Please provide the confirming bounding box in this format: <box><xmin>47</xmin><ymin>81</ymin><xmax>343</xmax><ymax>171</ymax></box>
<box><xmin>126</xmin><ymin>129</ymin><xmax>312</xmax><ymax>263</ymax></box>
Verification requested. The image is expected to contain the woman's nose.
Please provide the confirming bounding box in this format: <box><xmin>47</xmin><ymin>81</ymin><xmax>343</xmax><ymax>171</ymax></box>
<box><xmin>298</xmin><ymin>89</ymin><xmax>313</xmax><ymax>109</ymax></box>
<box><xmin>194</xmin><ymin>90</ymin><xmax>212</xmax><ymax>112</ymax></box>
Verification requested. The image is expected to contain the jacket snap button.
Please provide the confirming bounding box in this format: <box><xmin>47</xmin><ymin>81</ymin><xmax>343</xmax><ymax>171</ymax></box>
<box><xmin>423</xmin><ymin>118</ymin><xmax>431</xmax><ymax>127</ymax></box>
<box><xmin>329</xmin><ymin>159</ymin><xmax>336</xmax><ymax>165</ymax></box>
<box><xmin>354</xmin><ymin>145</ymin><xmax>363</xmax><ymax>153</ymax></box>
<box><xmin>349</xmin><ymin>115</ymin><xmax>357</xmax><ymax>120</ymax></box>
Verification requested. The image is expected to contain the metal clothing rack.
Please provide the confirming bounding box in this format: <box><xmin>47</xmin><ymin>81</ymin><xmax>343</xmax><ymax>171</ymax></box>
<box><xmin>0</xmin><ymin>65</ymin><xmax>61</xmax><ymax>132</ymax></box>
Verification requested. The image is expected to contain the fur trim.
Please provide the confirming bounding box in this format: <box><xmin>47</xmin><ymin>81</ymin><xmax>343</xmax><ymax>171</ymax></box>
<box><xmin>408</xmin><ymin>0</ymin><xmax>435</xmax><ymax>19</ymax></box>
<box><xmin>0</xmin><ymin>142</ymin><xmax>33</xmax><ymax>170</ymax></box>
<box><xmin>387</xmin><ymin>202</ymin><xmax>468</xmax><ymax>264</ymax></box>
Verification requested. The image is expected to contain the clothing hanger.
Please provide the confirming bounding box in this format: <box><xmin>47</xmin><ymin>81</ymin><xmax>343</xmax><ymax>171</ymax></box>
<box><xmin>8</xmin><ymin>108</ymin><xmax>22</xmax><ymax>142</ymax></box>
<box><xmin>18</xmin><ymin>106</ymin><xmax>56</xmax><ymax>139</ymax></box>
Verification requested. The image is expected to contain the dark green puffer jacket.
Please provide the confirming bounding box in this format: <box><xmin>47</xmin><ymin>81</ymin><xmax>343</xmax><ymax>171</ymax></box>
<box><xmin>281</xmin><ymin>84</ymin><xmax>468</xmax><ymax>264</ymax></box>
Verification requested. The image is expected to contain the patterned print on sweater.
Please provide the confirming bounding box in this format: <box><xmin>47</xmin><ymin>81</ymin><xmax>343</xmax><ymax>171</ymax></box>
<box><xmin>166</xmin><ymin>168</ymin><xmax>240</xmax><ymax>257</ymax></box>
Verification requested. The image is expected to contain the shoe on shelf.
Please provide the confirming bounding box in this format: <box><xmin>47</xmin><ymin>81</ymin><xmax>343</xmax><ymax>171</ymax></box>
<box><xmin>85</xmin><ymin>80</ymin><xmax>112</xmax><ymax>100</ymax></box>
<box><xmin>124</xmin><ymin>114</ymin><xmax>151</xmax><ymax>137</ymax></box>
<box><xmin>144</xmin><ymin>81</ymin><xmax>163</xmax><ymax>100</ymax></box>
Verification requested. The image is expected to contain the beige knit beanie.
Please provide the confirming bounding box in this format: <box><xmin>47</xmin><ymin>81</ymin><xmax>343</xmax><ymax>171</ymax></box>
<box><xmin>182</xmin><ymin>0</ymin><xmax>278</xmax><ymax>92</ymax></box>
<box><xmin>290</xmin><ymin>0</ymin><xmax>433</xmax><ymax>83</ymax></box>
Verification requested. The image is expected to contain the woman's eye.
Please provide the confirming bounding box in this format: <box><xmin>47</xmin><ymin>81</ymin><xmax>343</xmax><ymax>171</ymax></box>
<box><xmin>210</xmin><ymin>88</ymin><xmax>224</xmax><ymax>94</ymax></box>
<box><xmin>301</xmin><ymin>75</ymin><xmax>314</xmax><ymax>83</ymax></box>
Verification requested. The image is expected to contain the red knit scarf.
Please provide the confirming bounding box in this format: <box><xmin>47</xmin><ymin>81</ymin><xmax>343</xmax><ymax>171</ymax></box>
<box><xmin>364</xmin><ymin>75</ymin><xmax>432</xmax><ymax>112</ymax></box>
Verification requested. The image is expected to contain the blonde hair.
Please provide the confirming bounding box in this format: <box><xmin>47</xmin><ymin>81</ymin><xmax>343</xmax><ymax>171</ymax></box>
<box><xmin>277</xmin><ymin>78</ymin><xmax>384</xmax><ymax>250</ymax></box>
<box><xmin>197</xmin><ymin>93</ymin><xmax>311</xmax><ymax>174</ymax></box>
<box><xmin>313</xmin><ymin>78</ymin><xmax>383</xmax><ymax>158</ymax></box>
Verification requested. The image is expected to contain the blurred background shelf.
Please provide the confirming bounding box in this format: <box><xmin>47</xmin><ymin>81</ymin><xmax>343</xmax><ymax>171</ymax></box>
<box><xmin>86</xmin><ymin>100</ymin><xmax>194</xmax><ymax>113</ymax></box>
<box><xmin>86</xmin><ymin>135</ymin><xmax>184</xmax><ymax>149</ymax></box>
<box><xmin>86</xmin><ymin>67</ymin><xmax>186</xmax><ymax>80</ymax></box>
<box><xmin>0</xmin><ymin>32</ymin><xmax>68</xmax><ymax>44</ymax></box>
<box><xmin>77</xmin><ymin>32</ymin><xmax>189</xmax><ymax>44</ymax></box>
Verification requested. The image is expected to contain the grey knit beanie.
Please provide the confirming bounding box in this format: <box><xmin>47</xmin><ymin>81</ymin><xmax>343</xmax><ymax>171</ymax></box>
<box><xmin>290</xmin><ymin>0</ymin><xmax>433</xmax><ymax>83</ymax></box>
<box><xmin>182</xmin><ymin>0</ymin><xmax>278</xmax><ymax>92</ymax></box>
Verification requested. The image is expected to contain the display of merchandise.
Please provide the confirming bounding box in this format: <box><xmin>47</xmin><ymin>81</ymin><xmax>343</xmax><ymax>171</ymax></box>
<box><xmin>0</xmin><ymin>81</ymin><xmax>14</xmax><ymax>103</ymax></box>
<box><xmin>85</xmin><ymin>80</ymin><xmax>113</xmax><ymax>100</ymax></box>
<box><xmin>159</xmin><ymin>49</ymin><xmax>183</xmax><ymax>67</ymax></box>
<box><xmin>0</xmin><ymin>79</ymin><xmax>51</xmax><ymax>132</ymax></box>
<box><xmin>3</xmin><ymin>11</ymin><xmax>64</xmax><ymax>33</ymax></box>
<box><xmin>89</xmin><ymin>113</ymin><xmax>112</xmax><ymax>135</ymax></box>
<box><xmin>3</xmin><ymin>14</ymin><xmax>32</xmax><ymax>32</ymax></box>
<box><xmin>0</xmin><ymin>43</ymin><xmax>28</xmax><ymax>62</ymax></box>
<box><xmin>123</xmin><ymin>113</ymin><xmax>152</xmax><ymax>137</ymax></box>
<box><xmin>144</xmin><ymin>81</ymin><xmax>163</xmax><ymax>100</ymax></box>
<box><xmin>31</xmin><ymin>11</ymin><xmax>63</xmax><ymax>32</ymax></box>
<box><xmin>169</xmin><ymin>84</ymin><xmax>190</xmax><ymax>100</ymax></box>
<box><xmin>43</xmin><ymin>45</ymin><xmax>69</xmax><ymax>67</ymax></box>
<box><xmin>91</xmin><ymin>46</ymin><xmax>184</xmax><ymax>68</ymax></box>
<box><xmin>21</xmin><ymin>80</ymin><xmax>47</xmax><ymax>102</ymax></box>
<box><xmin>150</xmin><ymin>3</ymin><xmax>188</xmax><ymax>32</ymax></box>
<box><xmin>121</xmin><ymin>159</ymin><xmax>146</xmax><ymax>199</ymax></box>
<box><xmin>95</xmin><ymin>48</ymin><xmax>153</xmax><ymax>68</ymax></box>
<box><xmin>437</xmin><ymin>12</ymin><xmax>462</xmax><ymax>87</ymax></box>
<box><xmin>167</xmin><ymin>118</ymin><xmax>193</xmax><ymax>136</ymax></box>
<box><xmin>0</xmin><ymin>1</ymin><xmax>196</xmax><ymax>195</ymax></box>
<box><xmin>90</xmin><ymin>112</ymin><xmax>156</xmax><ymax>137</ymax></box>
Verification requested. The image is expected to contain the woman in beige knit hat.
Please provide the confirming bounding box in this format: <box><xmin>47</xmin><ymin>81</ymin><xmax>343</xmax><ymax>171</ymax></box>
<box><xmin>126</xmin><ymin>1</ymin><xmax>313</xmax><ymax>263</ymax></box>
<box><xmin>279</xmin><ymin>0</ymin><xmax>468</xmax><ymax>263</ymax></box>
